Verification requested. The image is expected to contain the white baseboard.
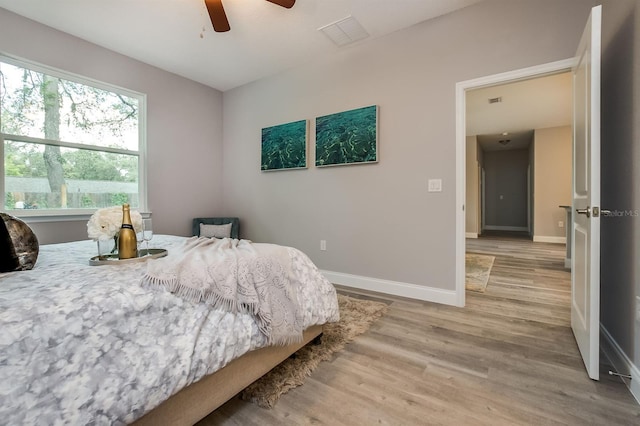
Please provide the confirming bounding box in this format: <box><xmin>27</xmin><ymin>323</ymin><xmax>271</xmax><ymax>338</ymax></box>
<box><xmin>466</xmin><ymin>232</ymin><xmax>478</xmax><ymax>239</ymax></box>
<box><xmin>484</xmin><ymin>225</ymin><xmax>528</xmax><ymax>232</ymax></box>
<box><xmin>321</xmin><ymin>270</ymin><xmax>458</xmax><ymax>306</ymax></box>
<box><xmin>601</xmin><ymin>324</ymin><xmax>640</xmax><ymax>405</ymax></box>
<box><xmin>533</xmin><ymin>235</ymin><xmax>566</xmax><ymax>244</ymax></box>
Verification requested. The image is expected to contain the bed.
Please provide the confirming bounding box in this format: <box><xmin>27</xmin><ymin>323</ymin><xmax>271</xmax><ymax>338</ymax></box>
<box><xmin>0</xmin><ymin>235</ymin><xmax>339</xmax><ymax>425</ymax></box>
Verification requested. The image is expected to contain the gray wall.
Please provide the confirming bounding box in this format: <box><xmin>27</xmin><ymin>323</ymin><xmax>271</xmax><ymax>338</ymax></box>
<box><xmin>483</xmin><ymin>149</ymin><xmax>530</xmax><ymax>229</ymax></box>
<box><xmin>0</xmin><ymin>8</ymin><xmax>224</xmax><ymax>244</ymax></box>
<box><xmin>222</xmin><ymin>0</ymin><xmax>594</xmax><ymax>289</ymax></box>
<box><xmin>599</xmin><ymin>0</ymin><xmax>640</xmax><ymax>377</ymax></box>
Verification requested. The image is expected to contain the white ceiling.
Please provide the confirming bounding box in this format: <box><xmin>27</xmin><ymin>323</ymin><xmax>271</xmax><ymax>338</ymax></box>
<box><xmin>466</xmin><ymin>71</ymin><xmax>573</xmax><ymax>150</ymax></box>
<box><xmin>0</xmin><ymin>0</ymin><xmax>484</xmax><ymax>92</ymax></box>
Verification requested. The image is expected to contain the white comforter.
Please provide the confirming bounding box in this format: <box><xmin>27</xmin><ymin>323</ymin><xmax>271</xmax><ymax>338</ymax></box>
<box><xmin>0</xmin><ymin>235</ymin><xmax>339</xmax><ymax>425</ymax></box>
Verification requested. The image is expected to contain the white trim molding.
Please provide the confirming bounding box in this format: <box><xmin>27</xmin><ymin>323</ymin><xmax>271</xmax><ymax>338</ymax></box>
<box><xmin>533</xmin><ymin>235</ymin><xmax>567</xmax><ymax>244</ymax></box>
<box><xmin>484</xmin><ymin>225</ymin><xmax>529</xmax><ymax>232</ymax></box>
<box><xmin>601</xmin><ymin>324</ymin><xmax>640</xmax><ymax>404</ymax></box>
<box><xmin>321</xmin><ymin>270</ymin><xmax>458</xmax><ymax>307</ymax></box>
<box><xmin>466</xmin><ymin>232</ymin><xmax>478</xmax><ymax>239</ymax></box>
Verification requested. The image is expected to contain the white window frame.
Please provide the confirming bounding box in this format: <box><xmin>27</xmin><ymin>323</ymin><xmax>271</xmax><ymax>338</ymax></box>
<box><xmin>0</xmin><ymin>53</ymin><xmax>147</xmax><ymax>221</ymax></box>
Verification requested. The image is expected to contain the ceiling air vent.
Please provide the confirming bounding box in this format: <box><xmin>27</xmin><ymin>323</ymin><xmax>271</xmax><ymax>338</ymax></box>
<box><xmin>318</xmin><ymin>16</ymin><xmax>369</xmax><ymax>46</ymax></box>
<box><xmin>498</xmin><ymin>139</ymin><xmax>511</xmax><ymax>146</ymax></box>
<box><xmin>488</xmin><ymin>97</ymin><xmax>503</xmax><ymax>104</ymax></box>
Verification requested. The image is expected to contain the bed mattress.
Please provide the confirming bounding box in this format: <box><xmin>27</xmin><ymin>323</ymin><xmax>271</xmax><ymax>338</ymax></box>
<box><xmin>0</xmin><ymin>235</ymin><xmax>339</xmax><ymax>424</ymax></box>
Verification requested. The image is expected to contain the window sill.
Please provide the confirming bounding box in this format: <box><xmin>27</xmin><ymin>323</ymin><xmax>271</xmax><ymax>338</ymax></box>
<box><xmin>4</xmin><ymin>210</ymin><xmax>151</xmax><ymax>223</ymax></box>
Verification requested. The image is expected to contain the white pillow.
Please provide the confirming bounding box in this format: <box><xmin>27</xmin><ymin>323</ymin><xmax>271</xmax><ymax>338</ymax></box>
<box><xmin>200</xmin><ymin>222</ymin><xmax>233</xmax><ymax>239</ymax></box>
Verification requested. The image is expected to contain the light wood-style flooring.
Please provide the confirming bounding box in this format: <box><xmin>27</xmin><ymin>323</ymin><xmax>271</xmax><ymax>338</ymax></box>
<box><xmin>199</xmin><ymin>236</ymin><xmax>640</xmax><ymax>425</ymax></box>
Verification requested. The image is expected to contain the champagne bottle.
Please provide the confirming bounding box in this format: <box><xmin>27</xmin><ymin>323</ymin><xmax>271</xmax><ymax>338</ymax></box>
<box><xmin>118</xmin><ymin>203</ymin><xmax>138</xmax><ymax>259</ymax></box>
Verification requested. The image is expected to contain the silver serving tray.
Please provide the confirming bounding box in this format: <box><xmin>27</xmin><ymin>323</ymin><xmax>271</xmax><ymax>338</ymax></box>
<box><xmin>89</xmin><ymin>248</ymin><xmax>167</xmax><ymax>266</ymax></box>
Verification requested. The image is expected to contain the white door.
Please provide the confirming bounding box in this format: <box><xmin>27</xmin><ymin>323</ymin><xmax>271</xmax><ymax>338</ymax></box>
<box><xmin>571</xmin><ymin>5</ymin><xmax>601</xmax><ymax>381</ymax></box>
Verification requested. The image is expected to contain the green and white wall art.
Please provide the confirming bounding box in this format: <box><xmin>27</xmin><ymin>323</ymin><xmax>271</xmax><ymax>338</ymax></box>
<box><xmin>261</xmin><ymin>119</ymin><xmax>308</xmax><ymax>171</ymax></box>
<box><xmin>315</xmin><ymin>105</ymin><xmax>378</xmax><ymax>167</ymax></box>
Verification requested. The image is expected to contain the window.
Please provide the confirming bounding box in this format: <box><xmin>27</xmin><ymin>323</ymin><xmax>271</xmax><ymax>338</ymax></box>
<box><xmin>0</xmin><ymin>55</ymin><xmax>146</xmax><ymax>216</ymax></box>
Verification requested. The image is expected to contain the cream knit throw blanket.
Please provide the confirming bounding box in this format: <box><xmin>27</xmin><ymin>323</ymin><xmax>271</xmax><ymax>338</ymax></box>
<box><xmin>141</xmin><ymin>237</ymin><xmax>302</xmax><ymax>346</ymax></box>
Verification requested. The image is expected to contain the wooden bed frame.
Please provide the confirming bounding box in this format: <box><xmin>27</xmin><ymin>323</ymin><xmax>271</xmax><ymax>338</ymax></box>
<box><xmin>133</xmin><ymin>324</ymin><xmax>324</xmax><ymax>425</ymax></box>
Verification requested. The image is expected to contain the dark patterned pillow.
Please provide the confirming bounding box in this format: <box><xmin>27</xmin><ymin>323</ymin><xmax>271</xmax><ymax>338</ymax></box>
<box><xmin>0</xmin><ymin>213</ymin><xmax>39</xmax><ymax>272</ymax></box>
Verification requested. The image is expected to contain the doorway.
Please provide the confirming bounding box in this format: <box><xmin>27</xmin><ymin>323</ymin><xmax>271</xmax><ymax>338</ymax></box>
<box><xmin>465</xmin><ymin>72</ymin><xmax>573</xmax><ymax>242</ymax></box>
<box><xmin>478</xmin><ymin>135</ymin><xmax>533</xmax><ymax>237</ymax></box>
<box><xmin>457</xmin><ymin>5</ymin><xmax>603</xmax><ymax>383</ymax></box>
<box><xmin>454</xmin><ymin>58</ymin><xmax>575</xmax><ymax>308</ymax></box>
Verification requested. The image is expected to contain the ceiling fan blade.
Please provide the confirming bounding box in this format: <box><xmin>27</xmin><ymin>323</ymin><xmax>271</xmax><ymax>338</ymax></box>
<box><xmin>265</xmin><ymin>0</ymin><xmax>296</xmax><ymax>9</ymax></box>
<box><xmin>204</xmin><ymin>0</ymin><xmax>230</xmax><ymax>32</ymax></box>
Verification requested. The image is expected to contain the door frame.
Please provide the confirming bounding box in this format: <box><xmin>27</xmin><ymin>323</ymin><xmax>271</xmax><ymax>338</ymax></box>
<box><xmin>480</xmin><ymin>166</ymin><xmax>485</xmax><ymax>234</ymax></box>
<box><xmin>455</xmin><ymin>58</ymin><xmax>575</xmax><ymax>307</ymax></box>
<box><xmin>527</xmin><ymin>164</ymin><xmax>532</xmax><ymax>235</ymax></box>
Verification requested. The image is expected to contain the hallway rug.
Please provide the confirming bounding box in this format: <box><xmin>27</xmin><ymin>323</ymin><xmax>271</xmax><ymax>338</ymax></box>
<box><xmin>466</xmin><ymin>253</ymin><xmax>495</xmax><ymax>292</ymax></box>
<box><xmin>240</xmin><ymin>294</ymin><xmax>388</xmax><ymax>408</ymax></box>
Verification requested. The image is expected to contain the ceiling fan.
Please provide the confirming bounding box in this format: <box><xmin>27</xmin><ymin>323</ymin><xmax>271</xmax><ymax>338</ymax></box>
<box><xmin>204</xmin><ymin>0</ymin><xmax>296</xmax><ymax>33</ymax></box>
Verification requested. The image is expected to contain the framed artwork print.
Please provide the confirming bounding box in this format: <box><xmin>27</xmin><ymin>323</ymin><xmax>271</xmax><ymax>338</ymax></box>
<box><xmin>315</xmin><ymin>105</ymin><xmax>378</xmax><ymax>167</ymax></box>
<box><xmin>261</xmin><ymin>119</ymin><xmax>308</xmax><ymax>171</ymax></box>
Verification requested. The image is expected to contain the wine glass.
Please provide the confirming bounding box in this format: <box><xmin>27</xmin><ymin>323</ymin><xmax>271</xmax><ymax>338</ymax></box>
<box><xmin>142</xmin><ymin>218</ymin><xmax>153</xmax><ymax>256</ymax></box>
<box><xmin>136</xmin><ymin>224</ymin><xmax>145</xmax><ymax>256</ymax></box>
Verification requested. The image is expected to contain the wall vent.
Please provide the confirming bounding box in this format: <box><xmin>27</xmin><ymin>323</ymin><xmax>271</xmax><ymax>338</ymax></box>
<box><xmin>488</xmin><ymin>97</ymin><xmax>503</xmax><ymax>104</ymax></box>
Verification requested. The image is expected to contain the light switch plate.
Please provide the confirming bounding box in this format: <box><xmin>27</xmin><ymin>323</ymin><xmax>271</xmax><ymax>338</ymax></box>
<box><xmin>428</xmin><ymin>179</ymin><xmax>442</xmax><ymax>192</ymax></box>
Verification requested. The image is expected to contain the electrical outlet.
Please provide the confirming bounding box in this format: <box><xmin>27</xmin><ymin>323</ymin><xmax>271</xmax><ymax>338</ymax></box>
<box><xmin>558</xmin><ymin>221</ymin><xmax>564</xmax><ymax>228</ymax></box>
<box><xmin>320</xmin><ymin>240</ymin><xmax>327</xmax><ymax>251</ymax></box>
